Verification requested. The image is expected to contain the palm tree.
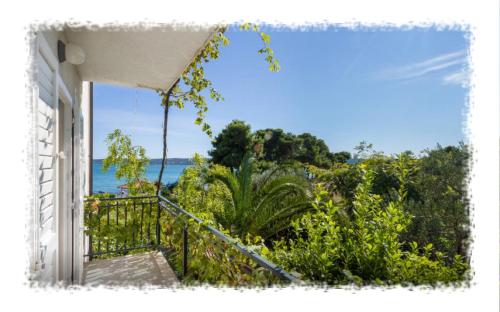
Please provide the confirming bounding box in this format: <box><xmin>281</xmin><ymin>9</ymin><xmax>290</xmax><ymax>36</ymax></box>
<box><xmin>208</xmin><ymin>152</ymin><xmax>313</xmax><ymax>239</ymax></box>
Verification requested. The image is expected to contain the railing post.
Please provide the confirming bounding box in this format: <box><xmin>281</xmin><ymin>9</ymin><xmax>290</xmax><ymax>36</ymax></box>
<box><xmin>183</xmin><ymin>224</ymin><xmax>188</xmax><ymax>277</ymax></box>
<box><xmin>155</xmin><ymin>200</ymin><xmax>161</xmax><ymax>247</ymax></box>
<box><xmin>87</xmin><ymin>209</ymin><xmax>93</xmax><ymax>261</ymax></box>
<box><xmin>88</xmin><ymin>230</ymin><xmax>93</xmax><ymax>262</ymax></box>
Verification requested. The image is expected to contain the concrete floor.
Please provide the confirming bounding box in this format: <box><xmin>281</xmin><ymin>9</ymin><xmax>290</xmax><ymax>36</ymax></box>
<box><xmin>83</xmin><ymin>251</ymin><xmax>179</xmax><ymax>287</ymax></box>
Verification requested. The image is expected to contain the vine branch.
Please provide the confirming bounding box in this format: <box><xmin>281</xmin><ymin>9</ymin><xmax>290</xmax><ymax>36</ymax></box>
<box><xmin>157</xmin><ymin>79</ymin><xmax>179</xmax><ymax>196</ymax></box>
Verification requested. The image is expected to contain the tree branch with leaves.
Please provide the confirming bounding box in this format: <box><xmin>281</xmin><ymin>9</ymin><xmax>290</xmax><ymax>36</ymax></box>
<box><xmin>160</xmin><ymin>24</ymin><xmax>280</xmax><ymax>137</ymax></box>
<box><xmin>156</xmin><ymin>24</ymin><xmax>281</xmax><ymax>193</ymax></box>
<box><xmin>102</xmin><ymin>129</ymin><xmax>150</xmax><ymax>193</ymax></box>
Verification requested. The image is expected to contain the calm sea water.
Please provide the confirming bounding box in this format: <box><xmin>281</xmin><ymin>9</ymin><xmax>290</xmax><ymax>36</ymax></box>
<box><xmin>93</xmin><ymin>159</ymin><xmax>190</xmax><ymax>194</ymax></box>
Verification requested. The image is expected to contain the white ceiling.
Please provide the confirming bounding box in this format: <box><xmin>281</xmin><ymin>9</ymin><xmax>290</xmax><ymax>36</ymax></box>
<box><xmin>65</xmin><ymin>26</ymin><xmax>218</xmax><ymax>91</ymax></box>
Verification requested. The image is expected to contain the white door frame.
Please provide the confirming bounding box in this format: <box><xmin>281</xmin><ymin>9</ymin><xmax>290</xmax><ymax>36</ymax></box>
<box><xmin>56</xmin><ymin>76</ymin><xmax>74</xmax><ymax>284</ymax></box>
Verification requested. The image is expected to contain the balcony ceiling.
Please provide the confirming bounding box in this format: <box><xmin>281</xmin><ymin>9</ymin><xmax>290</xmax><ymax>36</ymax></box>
<box><xmin>65</xmin><ymin>26</ymin><xmax>218</xmax><ymax>91</ymax></box>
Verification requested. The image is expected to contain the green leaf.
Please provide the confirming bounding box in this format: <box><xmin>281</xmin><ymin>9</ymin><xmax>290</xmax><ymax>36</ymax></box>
<box><xmin>260</xmin><ymin>32</ymin><xmax>270</xmax><ymax>44</ymax></box>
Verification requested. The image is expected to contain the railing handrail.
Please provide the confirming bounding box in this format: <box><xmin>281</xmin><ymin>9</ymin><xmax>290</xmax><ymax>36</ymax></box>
<box><xmin>84</xmin><ymin>195</ymin><xmax>157</xmax><ymax>202</ymax></box>
<box><xmin>157</xmin><ymin>194</ymin><xmax>300</xmax><ymax>283</ymax></box>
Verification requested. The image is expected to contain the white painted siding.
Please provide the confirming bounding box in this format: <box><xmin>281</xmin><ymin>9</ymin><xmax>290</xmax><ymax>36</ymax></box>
<box><xmin>35</xmin><ymin>40</ymin><xmax>57</xmax><ymax>284</ymax></box>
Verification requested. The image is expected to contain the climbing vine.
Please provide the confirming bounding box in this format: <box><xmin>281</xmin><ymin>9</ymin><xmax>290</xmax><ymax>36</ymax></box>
<box><xmin>159</xmin><ymin>24</ymin><xmax>280</xmax><ymax>138</ymax></box>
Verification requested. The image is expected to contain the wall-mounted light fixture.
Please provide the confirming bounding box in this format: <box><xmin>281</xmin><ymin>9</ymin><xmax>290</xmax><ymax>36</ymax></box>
<box><xmin>57</xmin><ymin>40</ymin><xmax>86</xmax><ymax>65</ymax></box>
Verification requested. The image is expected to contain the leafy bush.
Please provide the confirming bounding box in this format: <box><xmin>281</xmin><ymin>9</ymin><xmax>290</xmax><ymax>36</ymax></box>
<box><xmin>401</xmin><ymin>143</ymin><xmax>470</xmax><ymax>259</ymax></box>
<box><xmin>269</xmin><ymin>157</ymin><xmax>469</xmax><ymax>286</ymax></box>
<box><xmin>161</xmin><ymin>213</ymin><xmax>282</xmax><ymax>286</ymax></box>
<box><xmin>135</xmin><ymin>155</ymin><xmax>280</xmax><ymax>285</ymax></box>
<box><xmin>307</xmin><ymin>144</ymin><xmax>470</xmax><ymax>260</ymax></box>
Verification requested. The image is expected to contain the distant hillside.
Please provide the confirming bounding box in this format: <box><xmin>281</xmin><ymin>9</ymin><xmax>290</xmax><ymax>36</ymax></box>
<box><xmin>150</xmin><ymin>158</ymin><xmax>194</xmax><ymax>165</ymax></box>
<box><xmin>94</xmin><ymin>158</ymin><xmax>193</xmax><ymax>165</ymax></box>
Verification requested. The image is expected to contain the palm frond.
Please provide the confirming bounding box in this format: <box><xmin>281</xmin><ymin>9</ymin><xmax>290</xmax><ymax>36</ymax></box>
<box><xmin>237</xmin><ymin>152</ymin><xmax>254</xmax><ymax>225</ymax></box>
<box><xmin>254</xmin><ymin>201</ymin><xmax>312</xmax><ymax>239</ymax></box>
<box><xmin>208</xmin><ymin>152</ymin><xmax>313</xmax><ymax>238</ymax></box>
<box><xmin>210</xmin><ymin>170</ymin><xmax>241</xmax><ymax>213</ymax></box>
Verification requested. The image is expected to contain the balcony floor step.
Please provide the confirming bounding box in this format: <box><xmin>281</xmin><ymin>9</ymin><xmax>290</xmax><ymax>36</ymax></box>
<box><xmin>83</xmin><ymin>251</ymin><xmax>178</xmax><ymax>287</ymax></box>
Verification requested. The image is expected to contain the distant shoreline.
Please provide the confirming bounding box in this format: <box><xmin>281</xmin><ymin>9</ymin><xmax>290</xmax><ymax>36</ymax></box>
<box><xmin>92</xmin><ymin>159</ymin><xmax>191</xmax><ymax>193</ymax></box>
<box><xmin>93</xmin><ymin>158</ymin><xmax>193</xmax><ymax>165</ymax></box>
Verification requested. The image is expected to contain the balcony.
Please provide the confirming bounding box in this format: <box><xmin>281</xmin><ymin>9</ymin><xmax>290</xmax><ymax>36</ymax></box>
<box><xmin>83</xmin><ymin>195</ymin><xmax>299</xmax><ymax>287</ymax></box>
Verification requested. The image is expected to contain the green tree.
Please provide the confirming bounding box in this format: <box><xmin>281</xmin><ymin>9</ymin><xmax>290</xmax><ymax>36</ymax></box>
<box><xmin>207</xmin><ymin>152</ymin><xmax>313</xmax><ymax>239</ymax></box>
<box><xmin>102</xmin><ymin>129</ymin><xmax>149</xmax><ymax>183</ymax></box>
<box><xmin>102</xmin><ymin>129</ymin><xmax>151</xmax><ymax>194</ymax></box>
<box><xmin>331</xmin><ymin>151</ymin><xmax>351</xmax><ymax>164</ymax></box>
<box><xmin>254</xmin><ymin>128</ymin><xmax>297</xmax><ymax>163</ymax></box>
<box><xmin>209</xmin><ymin>120</ymin><xmax>253</xmax><ymax>169</ymax></box>
<box><xmin>402</xmin><ymin>143</ymin><xmax>470</xmax><ymax>258</ymax></box>
<box><xmin>353</xmin><ymin>140</ymin><xmax>383</xmax><ymax>161</ymax></box>
<box><xmin>211</xmin><ymin>124</ymin><xmax>340</xmax><ymax>169</ymax></box>
<box><xmin>295</xmin><ymin>133</ymin><xmax>334</xmax><ymax>168</ymax></box>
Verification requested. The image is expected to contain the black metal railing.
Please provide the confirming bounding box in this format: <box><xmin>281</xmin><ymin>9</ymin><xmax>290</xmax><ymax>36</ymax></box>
<box><xmin>84</xmin><ymin>195</ymin><xmax>299</xmax><ymax>284</ymax></box>
<box><xmin>84</xmin><ymin>196</ymin><xmax>159</xmax><ymax>260</ymax></box>
<box><xmin>157</xmin><ymin>195</ymin><xmax>299</xmax><ymax>283</ymax></box>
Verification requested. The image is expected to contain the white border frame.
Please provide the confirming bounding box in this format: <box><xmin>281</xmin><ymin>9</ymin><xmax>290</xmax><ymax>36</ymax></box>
<box><xmin>8</xmin><ymin>1</ymin><xmax>498</xmax><ymax>310</ymax></box>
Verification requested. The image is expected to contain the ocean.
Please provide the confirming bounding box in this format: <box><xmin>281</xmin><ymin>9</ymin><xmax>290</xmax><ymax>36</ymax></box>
<box><xmin>93</xmin><ymin>159</ymin><xmax>190</xmax><ymax>194</ymax></box>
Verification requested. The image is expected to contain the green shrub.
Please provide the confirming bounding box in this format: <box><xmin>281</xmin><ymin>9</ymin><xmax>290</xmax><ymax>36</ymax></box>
<box><xmin>166</xmin><ymin>154</ymin><xmax>297</xmax><ymax>285</ymax></box>
<box><xmin>161</xmin><ymin>214</ymin><xmax>281</xmax><ymax>286</ymax></box>
<box><xmin>269</xmin><ymin>158</ymin><xmax>469</xmax><ymax>286</ymax></box>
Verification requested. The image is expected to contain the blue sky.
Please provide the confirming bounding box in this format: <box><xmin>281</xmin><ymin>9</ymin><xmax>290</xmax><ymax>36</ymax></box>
<box><xmin>93</xmin><ymin>26</ymin><xmax>469</xmax><ymax>159</ymax></box>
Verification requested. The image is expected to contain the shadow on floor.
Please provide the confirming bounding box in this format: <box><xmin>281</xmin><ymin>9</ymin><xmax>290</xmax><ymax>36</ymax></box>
<box><xmin>83</xmin><ymin>251</ymin><xmax>179</xmax><ymax>287</ymax></box>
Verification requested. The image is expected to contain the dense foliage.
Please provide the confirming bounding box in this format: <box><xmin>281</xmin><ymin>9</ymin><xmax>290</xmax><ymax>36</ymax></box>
<box><xmin>96</xmin><ymin>122</ymin><xmax>470</xmax><ymax>286</ymax></box>
<box><xmin>161</xmin><ymin>212</ymin><xmax>282</xmax><ymax>286</ymax></box>
<box><xmin>269</xmin><ymin>157</ymin><xmax>468</xmax><ymax>286</ymax></box>
<box><xmin>254</xmin><ymin>129</ymin><xmax>299</xmax><ymax>164</ymax></box>
<box><xmin>294</xmin><ymin>133</ymin><xmax>336</xmax><ymax>168</ymax></box>
<box><xmin>307</xmin><ymin>143</ymin><xmax>471</xmax><ymax>261</ymax></box>
<box><xmin>403</xmin><ymin>143</ymin><xmax>470</xmax><ymax>259</ymax></box>
<box><xmin>211</xmin><ymin>122</ymin><xmax>351</xmax><ymax>169</ymax></box>
<box><xmin>208</xmin><ymin>120</ymin><xmax>253</xmax><ymax>169</ymax></box>
<box><xmin>170</xmin><ymin>139</ymin><xmax>470</xmax><ymax>286</ymax></box>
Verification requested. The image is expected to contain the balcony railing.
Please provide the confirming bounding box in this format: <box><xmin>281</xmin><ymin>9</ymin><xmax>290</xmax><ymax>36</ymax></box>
<box><xmin>84</xmin><ymin>196</ymin><xmax>158</xmax><ymax>260</ymax></box>
<box><xmin>84</xmin><ymin>195</ymin><xmax>299</xmax><ymax>285</ymax></box>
